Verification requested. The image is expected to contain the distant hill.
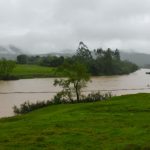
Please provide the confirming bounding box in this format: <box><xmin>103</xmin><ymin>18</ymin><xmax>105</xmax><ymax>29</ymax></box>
<box><xmin>43</xmin><ymin>50</ymin><xmax>150</xmax><ymax>67</ymax></box>
<box><xmin>1</xmin><ymin>45</ymin><xmax>150</xmax><ymax>67</ymax></box>
<box><xmin>0</xmin><ymin>45</ymin><xmax>24</xmax><ymax>60</ymax></box>
<box><xmin>0</xmin><ymin>46</ymin><xmax>74</xmax><ymax>60</ymax></box>
<box><xmin>120</xmin><ymin>51</ymin><xmax>150</xmax><ymax>67</ymax></box>
<box><xmin>38</xmin><ymin>49</ymin><xmax>74</xmax><ymax>57</ymax></box>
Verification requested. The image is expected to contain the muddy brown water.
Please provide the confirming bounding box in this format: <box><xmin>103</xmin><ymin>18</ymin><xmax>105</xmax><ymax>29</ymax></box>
<box><xmin>0</xmin><ymin>69</ymin><xmax>150</xmax><ymax>118</ymax></box>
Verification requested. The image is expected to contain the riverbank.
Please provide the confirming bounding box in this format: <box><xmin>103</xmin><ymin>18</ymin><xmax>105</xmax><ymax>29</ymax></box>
<box><xmin>0</xmin><ymin>93</ymin><xmax>150</xmax><ymax>149</ymax></box>
<box><xmin>0</xmin><ymin>64</ymin><xmax>138</xmax><ymax>80</ymax></box>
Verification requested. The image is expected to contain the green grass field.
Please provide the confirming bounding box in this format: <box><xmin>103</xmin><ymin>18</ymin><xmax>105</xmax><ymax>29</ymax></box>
<box><xmin>11</xmin><ymin>64</ymin><xmax>56</xmax><ymax>78</ymax></box>
<box><xmin>0</xmin><ymin>93</ymin><xmax>150</xmax><ymax>150</ymax></box>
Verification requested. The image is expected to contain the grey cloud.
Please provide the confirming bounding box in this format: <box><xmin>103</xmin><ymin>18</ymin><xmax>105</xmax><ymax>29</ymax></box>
<box><xmin>0</xmin><ymin>0</ymin><xmax>150</xmax><ymax>53</ymax></box>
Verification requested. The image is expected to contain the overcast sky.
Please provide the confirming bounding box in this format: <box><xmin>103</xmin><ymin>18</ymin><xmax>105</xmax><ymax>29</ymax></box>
<box><xmin>0</xmin><ymin>0</ymin><xmax>150</xmax><ymax>54</ymax></box>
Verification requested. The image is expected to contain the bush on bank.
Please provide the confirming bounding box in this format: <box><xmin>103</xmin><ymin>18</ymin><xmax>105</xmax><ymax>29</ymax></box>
<box><xmin>13</xmin><ymin>91</ymin><xmax>112</xmax><ymax>114</ymax></box>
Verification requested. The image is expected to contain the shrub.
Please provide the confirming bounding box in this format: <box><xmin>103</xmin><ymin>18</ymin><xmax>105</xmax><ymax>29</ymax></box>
<box><xmin>13</xmin><ymin>101</ymin><xmax>52</xmax><ymax>114</ymax></box>
<box><xmin>13</xmin><ymin>91</ymin><xmax>112</xmax><ymax>115</ymax></box>
<box><xmin>82</xmin><ymin>91</ymin><xmax>112</xmax><ymax>102</ymax></box>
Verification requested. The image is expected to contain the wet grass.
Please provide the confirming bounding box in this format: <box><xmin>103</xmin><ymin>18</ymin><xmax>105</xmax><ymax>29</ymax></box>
<box><xmin>11</xmin><ymin>64</ymin><xmax>56</xmax><ymax>79</ymax></box>
<box><xmin>0</xmin><ymin>93</ymin><xmax>150</xmax><ymax>150</ymax></box>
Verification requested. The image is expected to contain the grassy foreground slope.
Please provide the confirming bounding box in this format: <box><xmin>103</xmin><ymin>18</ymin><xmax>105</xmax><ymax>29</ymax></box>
<box><xmin>0</xmin><ymin>93</ymin><xmax>150</xmax><ymax>150</ymax></box>
<box><xmin>11</xmin><ymin>64</ymin><xmax>56</xmax><ymax>78</ymax></box>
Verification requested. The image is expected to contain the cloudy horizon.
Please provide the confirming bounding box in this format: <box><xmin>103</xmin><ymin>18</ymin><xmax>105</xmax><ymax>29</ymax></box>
<box><xmin>0</xmin><ymin>0</ymin><xmax>150</xmax><ymax>54</ymax></box>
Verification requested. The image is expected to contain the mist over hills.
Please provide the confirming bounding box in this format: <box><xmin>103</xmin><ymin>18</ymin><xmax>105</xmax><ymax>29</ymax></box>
<box><xmin>42</xmin><ymin>50</ymin><xmax>150</xmax><ymax>67</ymax></box>
<box><xmin>47</xmin><ymin>50</ymin><xmax>150</xmax><ymax>67</ymax></box>
<box><xmin>120</xmin><ymin>52</ymin><xmax>150</xmax><ymax>67</ymax></box>
<box><xmin>0</xmin><ymin>45</ymin><xmax>150</xmax><ymax>67</ymax></box>
<box><xmin>0</xmin><ymin>45</ymin><xmax>24</xmax><ymax>60</ymax></box>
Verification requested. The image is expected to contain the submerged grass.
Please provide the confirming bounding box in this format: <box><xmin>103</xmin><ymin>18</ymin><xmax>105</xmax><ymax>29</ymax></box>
<box><xmin>0</xmin><ymin>93</ymin><xmax>150</xmax><ymax>150</ymax></box>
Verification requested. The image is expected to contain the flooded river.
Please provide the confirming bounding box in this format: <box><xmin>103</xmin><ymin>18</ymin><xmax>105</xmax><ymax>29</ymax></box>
<box><xmin>0</xmin><ymin>69</ymin><xmax>150</xmax><ymax>118</ymax></box>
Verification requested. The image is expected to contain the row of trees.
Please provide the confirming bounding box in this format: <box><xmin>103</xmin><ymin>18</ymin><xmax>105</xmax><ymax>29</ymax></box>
<box><xmin>17</xmin><ymin>42</ymin><xmax>138</xmax><ymax>76</ymax></box>
<box><xmin>73</xmin><ymin>42</ymin><xmax>138</xmax><ymax>75</ymax></box>
<box><xmin>17</xmin><ymin>54</ymin><xmax>64</xmax><ymax>67</ymax></box>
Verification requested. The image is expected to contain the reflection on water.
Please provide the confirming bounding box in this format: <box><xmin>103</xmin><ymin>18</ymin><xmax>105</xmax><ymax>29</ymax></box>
<box><xmin>0</xmin><ymin>69</ymin><xmax>150</xmax><ymax>118</ymax></box>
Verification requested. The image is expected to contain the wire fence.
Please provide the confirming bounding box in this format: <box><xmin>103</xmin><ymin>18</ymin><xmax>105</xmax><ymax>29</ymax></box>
<box><xmin>0</xmin><ymin>87</ymin><xmax>150</xmax><ymax>94</ymax></box>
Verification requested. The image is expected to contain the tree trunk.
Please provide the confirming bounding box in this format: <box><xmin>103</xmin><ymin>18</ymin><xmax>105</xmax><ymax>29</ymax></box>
<box><xmin>74</xmin><ymin>82</ymin><xmax>80</xmax><ymax>102</ymax></box>
<box><xmin>76</xmin><ymin>89</ymin><xmax>80</xmax><ymax>102</ymax></box>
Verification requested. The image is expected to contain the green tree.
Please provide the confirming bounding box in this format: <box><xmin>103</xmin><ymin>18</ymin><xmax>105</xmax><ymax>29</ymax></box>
<box><xmin>76</xmin><ymin>41</ymin><xmax>93</xmax><ymax>61</ymax></box>
<box><xmin>114</xmin><ymin>49</ymin><xmax>120</xmax><ymax>61</ymax></box>
<box><xmin>54</xmin><ymin>62</ymin><xmax>90</xmax><ymax>102</ymax></box>
<box><xmin>0</xmin><ymin>59</ymin><xmax>16</xmax><ymax>79</ymax></box>
<box><xmin>17</xmin><ymin>55</ymin><xmax>28</xmax><ymax>64</ymax></box>
<box><xmin>103</xmin><ymin>48</ymin><xmax>113</xmax><ymax>74</ymax></box>
<box><xmin>94</xmin><ymin>48</ymin><xmax>104</xmax><ymax>58</ymax></box>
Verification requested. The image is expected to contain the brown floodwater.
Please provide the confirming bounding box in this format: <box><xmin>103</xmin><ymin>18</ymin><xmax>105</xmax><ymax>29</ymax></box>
<box><xmin>0</xmin><ymin>69</ymin><xmax>150</xmax><ymax>118</ymax></box>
